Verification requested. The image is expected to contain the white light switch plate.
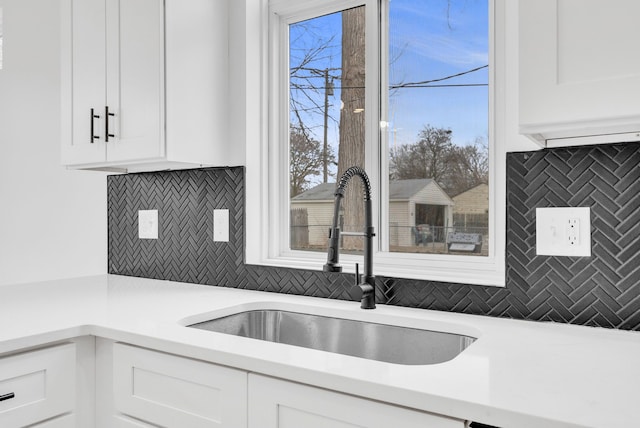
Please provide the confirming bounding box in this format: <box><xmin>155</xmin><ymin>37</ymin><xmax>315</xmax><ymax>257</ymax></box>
<box><xmin>536</xmin><ymin>207</ymin><xmax>591</xmax><ymax>256</ymax></box>
<box><xmin>213</xmin><ymin>209</ymin><xmax>229</xmax><ymax>242</ymax></box>
<box><xmin>138</xmin><ymin>210</ymin><xmax>158</xmax><ymax>239</ymax></box>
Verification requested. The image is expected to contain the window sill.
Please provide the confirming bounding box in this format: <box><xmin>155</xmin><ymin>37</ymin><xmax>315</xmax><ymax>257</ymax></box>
<box><xmin>254</xmin><ymin>250</ymin><xmax>506</xmax><ymax>287</ymax></box>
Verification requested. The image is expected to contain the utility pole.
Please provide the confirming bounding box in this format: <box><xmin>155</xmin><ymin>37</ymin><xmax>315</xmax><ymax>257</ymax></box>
<box><xmin>322</xmin><ymin>69</ymin><xmax>333</xmax><ymax>183</ymax></box>
<box><xmin>307</xmin><ymin>66</ymin><xmax>337</xmax><ymax>183</ymax></box>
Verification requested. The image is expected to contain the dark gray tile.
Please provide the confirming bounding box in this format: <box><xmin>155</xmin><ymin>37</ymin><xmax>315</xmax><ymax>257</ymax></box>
<box><xmin>108</xmin><ymin>142</ymin><xmax>640</xmax><ymax>331</ymax></box>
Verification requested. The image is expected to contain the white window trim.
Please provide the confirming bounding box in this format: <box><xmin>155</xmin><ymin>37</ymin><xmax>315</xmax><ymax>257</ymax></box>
<box><xmin>246</xmin><ymin>0</ymin><xmax>507</xmax><ymax>287</ymax></box>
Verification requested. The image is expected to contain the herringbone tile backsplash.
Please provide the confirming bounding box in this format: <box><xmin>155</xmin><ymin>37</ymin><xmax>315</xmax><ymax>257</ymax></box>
<box><xmin>108</xmin><ymin>142</ymin><xmax>640</xmax><ymax>330</ymax></box>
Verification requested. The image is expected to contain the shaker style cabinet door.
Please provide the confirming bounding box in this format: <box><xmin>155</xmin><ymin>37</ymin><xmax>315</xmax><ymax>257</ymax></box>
<box><xmin>61</xmin><ymin>0</ymin><xmax>108</xmax><ymax>165</ymax></box>
<box><xmin>104</xmin><ymin>0</ymin><xmax>164</xmax><ymax>163</ymax></box>
<box><xmin>61</xmin><ymin>0</ymin><xmax>232</xmax><ymax>172</ymax></box>
<box><xmin>61</xmin><ymin>0</ymin><xmax>164</xmax><ymax>167</ymax></box>
<box><xmin>519</xmin><ymin>0</ymin><xmax>640</xmax><ymax>145</ymax></box>
<box><xmin>0</xmin><ymin>344</ymin><xmax>76</xmax><ymax>428</ymax></box>
<box><xmin>112</xmin><ymin>343</ymin><xmax>247</xmax><ymax>428</ymax></box>
<box><xmin>248</xmin><ymin>374</ymin><xmax>465</xmax><ymax>428</ymax></box>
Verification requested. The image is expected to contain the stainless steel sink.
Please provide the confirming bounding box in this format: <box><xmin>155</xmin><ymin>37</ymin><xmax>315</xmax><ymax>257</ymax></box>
<box><xmin>188</xmin><ymin>310</ymin><xmax>475</xmax><ymax>365</ymax></box>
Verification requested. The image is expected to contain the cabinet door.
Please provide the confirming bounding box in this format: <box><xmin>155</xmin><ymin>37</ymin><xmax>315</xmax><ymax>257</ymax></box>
<box><xmin>61</xmin><ymin>0</ymin><xmax>108</xmax><ymax>165</ymax></box>
<box><xmin>0</xmin><ymin>344</ymin><xmax>76</xmax><ymax>428</ymax></box>
<box><xmin>519</xmin><ymin>0</ymin><xmax>640</xmax><ymax>142</ymax></box>
<box><xmin>248</xmin><ymin>375</ymin><xmax>464</xmax><ymax>428</ymax></box>
<box><xmin>105</xmin><ymin>0</ymin><xmax>164</xmax><ymax>163</ymax></box>
<box><xmin>113</xmin><ymin>343</ymin><xmax>247</xmax><ymax>428</ymax></box>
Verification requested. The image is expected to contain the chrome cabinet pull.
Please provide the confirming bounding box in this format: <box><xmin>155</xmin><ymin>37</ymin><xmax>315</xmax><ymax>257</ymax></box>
<box><xmin>0</xmin><ymin>392</ymin><xmax>15</xmax><ymax>402</ymax></box>
<box><xmin>105</xmin><ymin>106</ymin><xmax>115</xmax><ymax>142</ymax></box>
<box><xmin>90</xmin><ymin>108</ymin><xmax>100</xmax><ymax>143</ymax></box>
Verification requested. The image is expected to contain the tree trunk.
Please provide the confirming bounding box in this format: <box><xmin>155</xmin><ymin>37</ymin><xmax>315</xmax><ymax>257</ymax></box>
<box><xmin>337</xmin><ymin>6</ymin><xmax>366</xmax><ymax>251</ymax></box>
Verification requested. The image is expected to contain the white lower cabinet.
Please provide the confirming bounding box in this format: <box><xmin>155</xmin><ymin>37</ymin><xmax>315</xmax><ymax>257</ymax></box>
<box><xmin>111</xmin><ymin>343</ymin><xmax>247</xmax><ymax>428</ymax></box>
<box><xmin>100</xmin><ymin>340</ymin><xmax>467</xmax><ymax>428</ymax></box>
<box><xmin>0</xmin><ymin>343</ymin><xmax>76</xmax><ymax>428</ymax></box>
<box><xmin>248</xmin><ymin>374</ymin><xmax>466</xmax><ymax>428</ymax></box>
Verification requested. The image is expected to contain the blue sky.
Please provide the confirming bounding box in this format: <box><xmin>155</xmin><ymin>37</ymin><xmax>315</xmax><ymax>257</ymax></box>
<box><xmin>289</xmin><ymin>0</ymin><xmax>488</xmax><ymax>178</ymax></box>
<box><xmin>388</xmin><ymin>0</ymin><xmax>488</xmax><ymax>148</ymax></box>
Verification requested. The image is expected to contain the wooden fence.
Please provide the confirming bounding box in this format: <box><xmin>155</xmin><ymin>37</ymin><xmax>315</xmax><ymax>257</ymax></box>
<box><xmin>290</xmin><ymin>208</ymin><xmax>309</xmax><ymax>249</ymax></box>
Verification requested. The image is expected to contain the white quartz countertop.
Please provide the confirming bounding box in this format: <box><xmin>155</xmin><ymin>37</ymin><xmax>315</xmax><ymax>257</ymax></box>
<box><xmin>1</xmin><ymin>275</ymin><xmax>638</xmax><ymax>428</ymax></box>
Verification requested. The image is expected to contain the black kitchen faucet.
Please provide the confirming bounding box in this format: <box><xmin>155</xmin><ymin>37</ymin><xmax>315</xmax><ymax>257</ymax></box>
<box><xmin>323</xmin><ymin>166</ymin><xmax>376</xmax><ymax>309</ymax></box>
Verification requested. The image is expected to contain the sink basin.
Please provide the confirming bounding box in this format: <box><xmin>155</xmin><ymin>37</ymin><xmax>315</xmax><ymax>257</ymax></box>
<box><xmin>188</xmin><ymin>310</ymin><xmax>475</xmax><ymax>365</ymax></box>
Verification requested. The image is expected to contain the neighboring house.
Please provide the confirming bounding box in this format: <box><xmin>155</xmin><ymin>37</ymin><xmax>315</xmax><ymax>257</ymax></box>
<box><xmin>290</xmin><ymin>183</ymin><xmax>337</xmax><ymax>249</ymax></box>
<box><xmin>451</xmin><ymin>183</ymin><xmax>489</xmax><ymax>232</ymax></box>
<box><xmin>291</xmin><ymin>179</ymin><xmax>454</xmax><ymax>248</ymax></box>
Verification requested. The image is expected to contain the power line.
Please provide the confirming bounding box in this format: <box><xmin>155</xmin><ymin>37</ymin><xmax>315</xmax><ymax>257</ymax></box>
<box><xmin>390</xmin><ymin>65</ymin><xmax>488</xmax><ymax>89</ymax></box>
<box><xmin>293</xmin><ymin>83</ymin><xmax>488</xmax><ymax>90</ymax></box>
<box><xmin>391</xmin><ymin>83</ymin><xmax>488</xmax><ymax>89</ymax></box>
<box><xmin>291</xmin><ymin>64</ymin><xmax>489</xmax><ymax>90</ymax></box>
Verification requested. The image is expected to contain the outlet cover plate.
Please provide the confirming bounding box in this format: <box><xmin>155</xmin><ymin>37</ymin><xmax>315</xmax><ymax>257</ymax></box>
<box><xmin>536</xmin><ymin>207</ymin><xmax>591</xmax><ymax>257</ymax></box>
<box><xmin>213</xmin><ymin>209</ymin><xmax>229</xmax><ymax>242</ymax></box>
<box><xmin>138</xmin><ymin>210</ymin><xmax>158</xmax><ymax>239</ymax></box>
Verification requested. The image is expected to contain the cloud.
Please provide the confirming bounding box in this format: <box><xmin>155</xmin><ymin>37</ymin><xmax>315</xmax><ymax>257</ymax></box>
<box><xmin>388</xmin><ymin>0</ymin><xmax>488</xmax><ymax>68</ymax></box>
<box><xmin>399</xmin><ymin>34</ymin><xmax>488</xmax><ymax>67</ymax></box>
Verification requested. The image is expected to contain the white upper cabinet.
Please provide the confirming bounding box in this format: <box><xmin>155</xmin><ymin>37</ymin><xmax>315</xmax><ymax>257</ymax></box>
<box><xmin>61</xmin><ymin>0</ymin><xmax>235</xmax><ymax>172</ymax></box>
<box><xmin>519</xmin><ymin>0</ymin><xmax>640</xmax><ymax>147</ymax></box>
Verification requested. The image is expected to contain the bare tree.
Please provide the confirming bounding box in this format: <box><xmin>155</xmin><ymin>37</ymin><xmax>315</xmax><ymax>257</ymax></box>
<box><xmin>289</xmin><ymin>21</ymin><xmax>341</xmax><ymax>183</ymax></box>
<box><xmin>289</xmin><ymin>126</ymin><xmax>335</xmax><ymax>197</ymax></box>
<box><xmin>448</xmin><ymin>136</ymin><xmax>489</xmax><ymax>195</ymax></box>
<box><xmin>336</xmin><ymin>6</ymin><xmax>366</xmax><ymax>249</ymax></box>
<box><xmin>389</xmin><ymin>125</ymin><xmax>488</xmax><ymax>196</ymax></box>
<box><xmin>389</xmin><ymin>125</ymin><xmax>455</xmax><ymax>183</ymax></box>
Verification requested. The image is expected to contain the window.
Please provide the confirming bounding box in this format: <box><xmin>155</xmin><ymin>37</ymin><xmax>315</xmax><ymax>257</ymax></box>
<box><xmin>385</xmin><ymin>0</ymin><xmax>489</xmax><ymax>256</ymax></box>
<box><xmin>247</xmin><ymin>0</ymin><xmax>506</xmax><ymax>286</ymax></box>
<box><xmin>288</xmin><ymin>5</ymin><xmax>368</xmax><ymax>253</ymax></box>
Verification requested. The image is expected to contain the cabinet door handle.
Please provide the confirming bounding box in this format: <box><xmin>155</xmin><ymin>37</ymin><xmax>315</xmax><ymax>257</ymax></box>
<box><xmin>90</xmin><ymin>108</ymin><xmax>101</xmax><ymax>143</ymax></box>
<box><xmin>105</xmin><ymin>106</ymin><xmax>116</xmax><ymax>142</ymax></box>
<box><xmin>0</xmin><ymin>392</ymin><xmax>15</xmax><ymax>402</ymax></box>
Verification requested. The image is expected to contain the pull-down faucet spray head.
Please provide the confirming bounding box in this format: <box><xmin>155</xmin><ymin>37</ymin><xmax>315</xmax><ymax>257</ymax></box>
<box><xmin>323</xmin><ymin>166</ymin><xmax>376</xmax><ymax>309</ymax></box>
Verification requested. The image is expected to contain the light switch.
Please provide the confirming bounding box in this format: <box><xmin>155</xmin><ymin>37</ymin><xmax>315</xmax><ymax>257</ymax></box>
<box><xmin>536</xmin><ymin>207</ymin><xmax>591</xmax><ymax>256</ymax></box>
<box><xmin>213</xmin><ymin>209</ymin><xmax>229</xmax><ymax>242</ymax></box>
<box><xmin>138</xmin><ymin>210</ymin><xmax>158</xmax><ymax>239</ymax></box>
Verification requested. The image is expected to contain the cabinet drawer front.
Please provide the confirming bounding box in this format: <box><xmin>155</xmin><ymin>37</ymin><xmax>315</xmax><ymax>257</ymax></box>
<box><xmin>0</xmin><ymin>343</ymin><xmax>76</xmax><ymax>428</ymax></box>
<box><xmin>113</xmin><ymin>343</ymin><xmax>247</xmax><ymax>428</ymax></box>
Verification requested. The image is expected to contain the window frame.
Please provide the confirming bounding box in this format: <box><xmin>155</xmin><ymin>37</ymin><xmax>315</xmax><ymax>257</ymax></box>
<box><xmin>246</xmin><ymin>0</ymin><xmax>506</xmax><ymax>287</ymax></box>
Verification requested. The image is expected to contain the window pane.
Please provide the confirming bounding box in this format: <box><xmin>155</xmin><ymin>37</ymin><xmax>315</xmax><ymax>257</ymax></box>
<box><xmin>386</xmin><ymin>0</ymin><xmax>489</xmax><ymax>256</ymax></box>
<box><xmin>289</xmin><ymin>6</ymin><xmax>366</xmax><ymax>254</ymax></box>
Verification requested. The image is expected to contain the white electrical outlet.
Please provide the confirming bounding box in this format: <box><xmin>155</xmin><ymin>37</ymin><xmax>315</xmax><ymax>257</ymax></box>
<box><xmin>138</xmin><ymin>210</ymin><xmax>158</xmax><ymax>239</ymax></box>
<box><xmin>536</xmin><ymin>207</ymin><xmax>590</xmax><ymax>256</ymax></box>
<box><xmin>567</xmin><ymin>218</ymin><xmax>579</xmax><ymax>246</ymax></box>
<box><xmin>213</xmin><ymin>209</ymin><xmax>229</xmax><ymax>242</ymax></box>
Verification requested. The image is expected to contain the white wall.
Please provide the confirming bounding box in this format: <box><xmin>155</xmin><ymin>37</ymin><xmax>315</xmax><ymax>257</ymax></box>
<box><xmin>0</xmin><ymin>0</ymin><xmax>107</xmax><ymax>285</ymax></box>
